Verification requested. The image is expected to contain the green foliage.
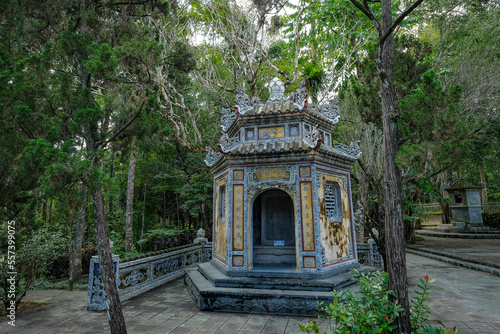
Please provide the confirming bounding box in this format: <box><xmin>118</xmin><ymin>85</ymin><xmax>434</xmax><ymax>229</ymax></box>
<box><xmin>302</xmin><ymin>62</ymin><xmax>327</xmax><ymax>103</ymax></box>
<box><xmin>300</xmin><ymin>270</ymin><xmax>402</xmax><ymax>334</ymax></box>
<box><xmin>109</xmin><ymin>231</ymin><xmax>140</xmax><ymax>258</ymax></box>
<box><xmin>136</xmin><ymin>226</ymin><xmax>184</xmax><ymax>252</ymax></box>
<box><xmin>411</xmin><ymin>275</ymin><xmax>435</xmax><ymax>333</ymax></box>
<box><xmin>85</xmin><ymin>43</ymin><xmax>118</xmax><ymax>76</ymax></box>
<box><xmin>0</xmin><ymin>225</ymin><xmax>67</xmax><ymax>312</ymax></box>
<box><xmin>299</xmin><ymin>271</ymin><xmax>462</xmax><ymax>334</ymax></box>
<box><xmin>410</xmin><ymin>275</ymin><xmax>462</xmax><ymax>334</ymax></box>
<box><xmin>342</xmin><ymin>34</ymin><xmax>433</xmax><ymax>126</ymax></box>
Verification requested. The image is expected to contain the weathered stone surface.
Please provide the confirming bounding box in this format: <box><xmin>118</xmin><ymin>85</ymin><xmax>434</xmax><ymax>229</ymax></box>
<box><xmin>185</xmin><ymin>264</ymin><xmax>370</xmax><ymax>316</ymax></box>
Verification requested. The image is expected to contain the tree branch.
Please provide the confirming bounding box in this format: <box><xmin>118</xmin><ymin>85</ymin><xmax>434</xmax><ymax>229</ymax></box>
<box><xmin>100</xmin><ymin>99</ymin><xmax>147</xmax><ymax>149</ymax></box>
<box><xmin>380</xmin><ymin>0</ymin><xmax>425</xmax><ymax>45</ymax></box>
<box><xmin>349</xmin><ymin>0</ymin><xmax>380</xmax><ymax>30</ymax></box>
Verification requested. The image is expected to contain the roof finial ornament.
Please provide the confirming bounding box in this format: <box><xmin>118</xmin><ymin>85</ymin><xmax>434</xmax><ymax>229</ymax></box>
<box><xmin>268</xmin><ymin>77</ymin><xmax>286</xmax><ymax>103</ymax></box>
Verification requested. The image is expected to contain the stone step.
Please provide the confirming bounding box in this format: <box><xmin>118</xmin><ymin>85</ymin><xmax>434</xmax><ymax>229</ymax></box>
<box><xmin>197</xmin><ymin>262</ymin><xmax>366</xmax><ymax>292</ymax></box>
<box><xmin>185</xmin><ymin>266</ymin><xmax>361</xmax><ymax>316</ymax></box>
<box><xmin>421</xmin><ymin>225</ymin><xmax>463</xmax><ymax>233</ymax></box>
<box><xmin>415</xmin><ymin>230</ymin><xmax>500</xmax><ymax>238</ymax></box>
<box><xmin>253</xmin><ymin>246</ymin><xmax>296</xmax><ymax>264</ymax></box>
<box><xmin>406</xmin><ymin>248</ymin><xmax>500</xmax><ymax>276</ymax></box>
<box><xmin>464</xmin><ymin>226</ymin><xmax>492</xmax><ymax>232</ymax></box>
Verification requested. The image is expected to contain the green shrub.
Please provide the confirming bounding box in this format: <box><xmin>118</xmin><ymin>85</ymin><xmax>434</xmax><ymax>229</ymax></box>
<box><xmin>1</xmin><ymin>227</ymin><xmax>67</xmax><ymax>312</ymax></box>
<box><xmin>483</xmin><ymin>212</ymin><xmax>500</xmax><ymax>229</ymax></box>
<box><xmin>299</xmin><ymin>270</ymin><xmax>462</xmax><ymax>334</ymax></box>
<box><xmin>136</xmin><ymin>227</ymin><xmax>193</xmax><ymax>252</ymax></box>
<box><xmin>300</xmin><ymin>270</ymin><xmax>402</xmax><ymax>334</ymax></box>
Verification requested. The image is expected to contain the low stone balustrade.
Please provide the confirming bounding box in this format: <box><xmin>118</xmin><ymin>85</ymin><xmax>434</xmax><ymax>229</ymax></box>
<box><xmin>356</xmin><ymin>242</ymin><xmax>384</xmax><ymax>269</ymax></box>
<box><xmin>87</xmin><ymin>243</ymin><xmax>213</xmax><ymax>311</ymax></box>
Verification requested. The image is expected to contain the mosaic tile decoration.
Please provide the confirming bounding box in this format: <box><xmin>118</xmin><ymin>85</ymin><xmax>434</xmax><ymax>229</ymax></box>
<box><xmin>256</xmin><ymin>167</ymin><xmax>287</xmax><ymax>181</ymax></box>
<box><xmin>232</xmin><ymin>255</ymin><xmax>244</xmax><ymax>267</ymax></box>
<box><xmin>232</xmin><ymin>184</ymin><xmax>244</xmax><ymax>251</ymax></box>
<box><xmin>233</xmin><ymin>169</ymin><xmax>244</xmax><ymax>181</ymax></box>
<box><xmin>299</xmin><ymin>166</ymin><xmax>311</xmax><ymax>178</ymax></box>
<box><xmin>303</xmin><ymin>256</ymin><xmax>317</xmax><ymax>269</ymax></box>
<box><xmin>300</xmin><ymin>181</ymin><xmax>315</xmax><ymax>252</ymax></box>
<box><xmin>258</xmin><ymin>126</ymin><xmax>285</xmax><ymax>139</ymax></box>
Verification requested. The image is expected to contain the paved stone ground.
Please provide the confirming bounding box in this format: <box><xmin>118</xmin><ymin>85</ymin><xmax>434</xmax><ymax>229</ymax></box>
<box><xmin>2</xmin><ymin>251</ymin><xmax>500</xmax><ymax>333</ymax></box>
<box><xmin>407</xmin><ymin>254</ymin><xmax>500</xmax><ymax>334</ymax></box>
<box><xmin>411</xmin><ymin>236</ymin><xmax>500</xmax><ymax>269</ymax></box>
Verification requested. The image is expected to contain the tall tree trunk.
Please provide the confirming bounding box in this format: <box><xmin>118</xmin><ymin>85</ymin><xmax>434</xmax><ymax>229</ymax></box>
<box><xmin>48</xmin><ymin>198</ymin><xmax>53</xmax><ymax>224</ymax></box>
<box><xmin>42</xmin><ymin>200</ymin><xmax>47</xmax><ymax>222</ymax></box>
<box><xmin>92</xmin><ymin>178</ymin><xmax>127</xmax><ymax>333</ymax></box>
<box><xmin>69</xmin><ymin>203</ymin><xmax>87</xmax><ymax>291</ymax></box>
<box><xmin>480</xmin><ymin>166</ymin><xmax>488</xmax><ymax>212</ymax></box>
<box><xmin>377</xmin><ymin>0</ymin><xmax>410</xmax><ymax>332</ymax></box>
<box><xmin>87</xmin><ymin>139</ymin><xmax>127</xmax><ymax>333</ymax></box>
<box><xmin>439</xmin><ymin>200</ymin><xmax>451</xmax><ymax>224</ymax></box>
<box><xmin>79</xmin><ymin>20</ymin><xmax>127</xmax><ymax>328</ymax></box>
<box><xmin>125</xmin><ymin>136</ymin><xmax>138</xmax><ymax>252</ymax></box>
<box><xmin>109</xmin><ymin>148</ymin><xmax>115</xmax><ymax>214</ymax></box>
<box><xmin>141</xmin><ymin>185</ymin><xmax>147</xmax><ymax>240</ymax></box>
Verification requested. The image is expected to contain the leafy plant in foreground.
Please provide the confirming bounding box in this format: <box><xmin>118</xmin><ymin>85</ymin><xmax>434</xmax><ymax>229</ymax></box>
<box><xmin>299</xmin><ymin>270</ymin><xmax>462</xmax><ymax>334</ymax></box>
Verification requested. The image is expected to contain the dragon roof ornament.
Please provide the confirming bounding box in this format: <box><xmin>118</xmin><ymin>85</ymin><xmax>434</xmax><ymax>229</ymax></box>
<box><xmin>220</xmin><ymin>107</ymin><xmax>237</xmax><ymax>132</ymax></box>
<box><xmin>289</xmin><ymin>78</ymin><xmax>308</xmax><ymax>110</ymax></box>
<box><xmin>319</xmin><ymin>99</ymin><xmax>341</xmax><ymax>124</ymax></box>
<box><xmin>334</xmin><ymin>141</ymin><xmax>361</xmax><ymax>160</ymax></box>
<box><xmin>303</xmin><ymin>125</ymin><xmax>321</xmax><ymax>149</ymax></box>
<box><xmin>204</xmin><ymin>149</ymin><xmax>223</xmax><ymax>167</ymax></box>
<box><xmin>219</xmin><ymin>132</ymin><xmax>240</xmax><ymax>153</ymax></box>
<box><xmin>235</xmin><ymin>86</ymin><xmax>254</xmax><ymax>115</ymax></box>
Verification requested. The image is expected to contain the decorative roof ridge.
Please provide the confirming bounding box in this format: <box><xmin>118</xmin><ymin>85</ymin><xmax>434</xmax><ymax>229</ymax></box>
<box><xmin>235</xmin><ymin>86</ymin><xmax>260</xmax><ymax>115</ymax></box>
<box><xmin>220</xmin><ymin>107</ymin><xmax>237</xmax><ymax>133</ymax></box>
<box><xmin>233</xmin><ymin>78</ymin><xmax>341</xmax><ymax>124</ymax></box>
<box><xmin>319</xmin><ymin>141</ymin><xmax>361</xmax><ymax>161</ymax></box>
<box><xmin>288</xmin><ymin>78</ymin><xmax>308</xmax><ymax>110</ymax></box>
<box><xmin>204</xmin><ymin>149</ymin><xmax>223</xmax><ymax>167</ymax></box>
<box><xmin>219</xmin><ymin>132</ymin><xmax>240</xmax><ymax>153</ymax></box>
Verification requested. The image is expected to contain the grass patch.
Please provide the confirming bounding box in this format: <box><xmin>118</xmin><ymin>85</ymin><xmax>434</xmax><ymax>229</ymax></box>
<box><xmin>31</xmin><ymin>276</ymin><xmax>88</xmax><ymax>291</ymax></box>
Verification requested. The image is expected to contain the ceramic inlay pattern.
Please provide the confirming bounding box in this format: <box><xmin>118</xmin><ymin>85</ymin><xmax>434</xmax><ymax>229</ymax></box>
<box><xmin>300</xmin><ymin>181</ymin><xmax>315</xmax><ymax>252</ymax></box>
<box><xmin>232</xmin><ymin>184</ymin><xmax>244</xmax><ymax>251</ymax></box>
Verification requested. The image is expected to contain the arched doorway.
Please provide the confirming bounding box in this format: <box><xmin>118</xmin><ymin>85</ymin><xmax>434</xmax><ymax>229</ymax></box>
<box><xmin>252</xmin><ymin>189</ymin><xmax>296</xmax><ymax>271</ymax></box>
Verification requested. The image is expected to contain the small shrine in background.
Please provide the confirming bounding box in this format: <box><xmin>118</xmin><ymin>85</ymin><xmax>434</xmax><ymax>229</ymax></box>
<box><xmin>444</xmin><ymin>181</ymin><xmax>490</xmax><ymax>232</ymax></box>
<box><xmin>186</xmin><ymin>78</ymin><xmax>364</xmax><ymax>315</ymax></box>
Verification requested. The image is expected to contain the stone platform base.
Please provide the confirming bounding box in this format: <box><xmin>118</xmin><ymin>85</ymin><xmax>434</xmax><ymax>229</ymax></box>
<box><xmin>185</xmin><ymin>262</ymin><xmax>373</xmax><ymax>316</ymax></box>
<box><xmin>421</xmin><ymin>222</ymin><xmax>498</xmax><ymax>234</ymax></box>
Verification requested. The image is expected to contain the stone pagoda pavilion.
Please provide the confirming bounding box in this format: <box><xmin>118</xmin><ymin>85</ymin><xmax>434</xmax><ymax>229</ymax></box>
<box><xmin>186</xmin><ymin>78</ymin><xmax>363</xmax><ymax>315</ymax></box>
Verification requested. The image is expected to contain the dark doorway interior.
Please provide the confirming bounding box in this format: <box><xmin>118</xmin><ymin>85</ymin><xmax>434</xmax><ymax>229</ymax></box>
<box><xmin>252</xmin><ymin>189</ymin><xmax>296</xmax><ymax>271</ymax></box>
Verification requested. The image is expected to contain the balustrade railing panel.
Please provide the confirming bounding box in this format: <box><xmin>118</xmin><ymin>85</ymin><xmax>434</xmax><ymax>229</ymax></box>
<box><xmin>87</xmin><ymin>243</ymin><xmax>212</xmax><ymax>311</ymax></box>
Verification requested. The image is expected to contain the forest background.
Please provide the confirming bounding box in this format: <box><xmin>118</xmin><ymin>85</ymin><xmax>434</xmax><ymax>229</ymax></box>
<box><xmin>0</xmin><ymin>0</ymin><xmax>499</xmax><ymax>330</ymax></box>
